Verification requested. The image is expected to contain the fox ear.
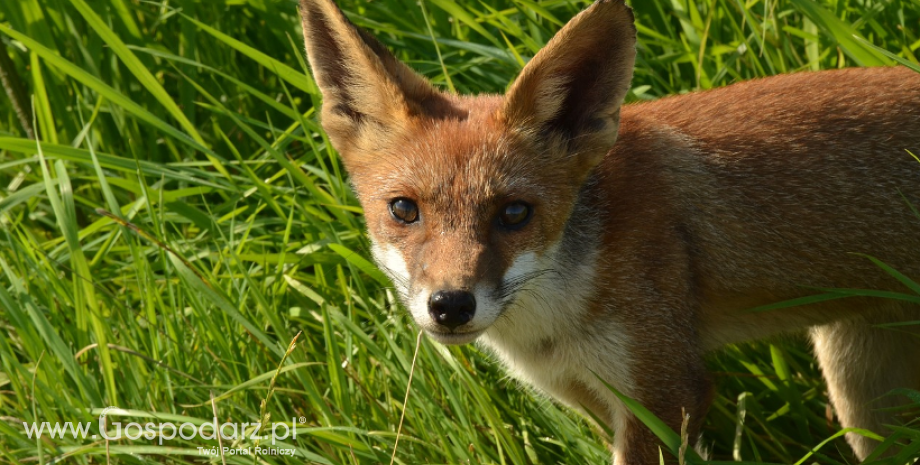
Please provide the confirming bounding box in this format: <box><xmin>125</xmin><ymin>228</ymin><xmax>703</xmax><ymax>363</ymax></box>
<box><xmin>299</xmin><ymin>0</ymin><xmax>449</xmax><ymax>153</ymax></box>
<box><xmin>500</xmin><ymin>0</ymin><xmax>636</xmax><ymax>171</ymax></box>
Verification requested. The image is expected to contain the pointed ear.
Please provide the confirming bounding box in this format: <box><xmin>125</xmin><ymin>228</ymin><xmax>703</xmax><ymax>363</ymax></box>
<box><xmin>500</xmin><ymin>0</ymin><xmax>636</xmax><ymax>171</ymax></box>
<box><xmin>299</xmin><ymin>0</ymin><xmax>451</xmax><ymax>154</ymax></box>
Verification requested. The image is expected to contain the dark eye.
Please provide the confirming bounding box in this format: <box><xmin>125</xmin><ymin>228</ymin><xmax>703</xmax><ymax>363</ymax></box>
<box><xmin>389</xmin><ymin>198</ymin><xmax>419</xmax><ymax>223</ymax></box>
<box><xmin>498</xmin><ymin>202</ymin><xmax>532</xmax><ymax>229</ymax></box>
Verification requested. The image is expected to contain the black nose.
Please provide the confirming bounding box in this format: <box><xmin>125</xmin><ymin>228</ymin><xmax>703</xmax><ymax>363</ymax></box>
<box><xmin>428</xmin><ymin>290</ymin><xmax>476</xmax><ymax>330</ymax></box>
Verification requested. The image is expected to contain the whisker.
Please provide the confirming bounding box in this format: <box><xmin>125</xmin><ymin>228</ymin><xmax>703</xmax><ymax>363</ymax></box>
<box><xmin>494</xmin><ymin>267</ymin><xmax>561</xmax><ymax>301</ymax></box>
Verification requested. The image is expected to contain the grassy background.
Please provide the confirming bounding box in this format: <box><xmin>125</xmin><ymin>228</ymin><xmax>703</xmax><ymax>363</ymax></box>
<box><xmin>1</xmin><ymin>0</ymin><xmax>919</xmax><ymax>463</ymax></box>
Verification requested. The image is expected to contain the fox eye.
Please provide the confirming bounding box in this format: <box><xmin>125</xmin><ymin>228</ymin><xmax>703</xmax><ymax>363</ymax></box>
<box><xmin>389</xmin><ymin>198</ymin><xmax>419</xmax><ymax>224</ymax></box>
<box><xmin>498</xmin><ymin>202</ymin><xmax>532</xmax><ymax>229</ymax></box>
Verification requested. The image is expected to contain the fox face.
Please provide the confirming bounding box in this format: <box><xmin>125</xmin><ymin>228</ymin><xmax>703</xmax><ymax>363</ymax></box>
<box><xmin>299</xmin><ymin>0</ymin><xmax>636</xmax><ymax>343</ymax></box>
<box><xmin>358</xmin><ymin>100</ymin><xmax>586</xmax><ymax>343</ymax></box>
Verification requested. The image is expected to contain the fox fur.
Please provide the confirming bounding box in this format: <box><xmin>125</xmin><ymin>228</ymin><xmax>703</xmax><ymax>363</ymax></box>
<box><xmin>298</xmin><ymin>0</ymin><xmax>920</xmax><ymax>462</ymax></box>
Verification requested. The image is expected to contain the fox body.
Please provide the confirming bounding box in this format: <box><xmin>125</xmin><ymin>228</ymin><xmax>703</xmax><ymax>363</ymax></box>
<box><xmin>299</xmin><ymin>0</ymin><xmax>920</xmax><ymax>461</ymax></box>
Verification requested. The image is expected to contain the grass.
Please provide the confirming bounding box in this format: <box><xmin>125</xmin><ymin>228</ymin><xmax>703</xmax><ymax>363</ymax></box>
<box><xmin>1</xmin><ymin>0</ymin><xmax>919</xmax><ymax>463</ymax></box>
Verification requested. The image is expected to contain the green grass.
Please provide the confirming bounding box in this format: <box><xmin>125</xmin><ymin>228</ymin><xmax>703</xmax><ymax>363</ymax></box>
<box><xmin>1</xmin><ymin>0</ymin><xmax>919</xmax><ymax>463</ymax></box>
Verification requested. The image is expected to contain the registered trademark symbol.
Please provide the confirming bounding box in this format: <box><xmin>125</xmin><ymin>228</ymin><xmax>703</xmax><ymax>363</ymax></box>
<box><xmin>299</xmin><ymin>416</ymin><xmax>307</xmax><ymax>424</ymax></box>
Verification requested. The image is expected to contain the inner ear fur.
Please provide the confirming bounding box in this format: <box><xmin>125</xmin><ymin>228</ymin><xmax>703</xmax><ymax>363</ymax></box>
<box><xmin>299</xmin><ymin>0</ymin><xmax>455</xmax><ymax>152</ymax></box>
<box><xmin>500</xmin><ymin>0</ymin><xmax>637</xmax><ymax>170</ymax></box>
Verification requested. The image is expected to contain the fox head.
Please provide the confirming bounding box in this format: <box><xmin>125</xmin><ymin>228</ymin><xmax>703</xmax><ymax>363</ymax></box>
<box><xmin>300</xmin><ymin>0</ymin><xmax>636</xmax><ymax>344</ymax></box>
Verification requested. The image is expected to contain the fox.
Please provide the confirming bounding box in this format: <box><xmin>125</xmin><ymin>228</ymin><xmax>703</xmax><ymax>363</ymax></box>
<box><xmin>298</xmin><ymin>0</ymin><xmax>920</xmax><ymax>462</ymax></box>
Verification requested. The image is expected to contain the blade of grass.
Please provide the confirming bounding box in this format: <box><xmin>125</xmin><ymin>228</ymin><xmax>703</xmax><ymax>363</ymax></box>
<box><xmin>67</xmin><ymin>0</ymin><xmax>206</xmax><ymax>146</ymax></box>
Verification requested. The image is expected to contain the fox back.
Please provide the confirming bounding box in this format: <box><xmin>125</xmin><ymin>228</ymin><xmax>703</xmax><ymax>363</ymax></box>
<box><xmin>298</xmin><ymin>0</ymin><xmax>920</xmax><ymax>462</ymax></box>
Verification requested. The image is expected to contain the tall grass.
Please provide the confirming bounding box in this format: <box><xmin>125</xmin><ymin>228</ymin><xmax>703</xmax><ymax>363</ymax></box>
<box><xmin>1</xmin><ymin>0</ymin><xmax>918</xmax><ymax>463</ymax></box>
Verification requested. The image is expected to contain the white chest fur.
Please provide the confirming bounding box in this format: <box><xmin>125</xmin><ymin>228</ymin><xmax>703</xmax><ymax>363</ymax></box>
<box><xmin>478</xmin><ymin>242</ymin><xmax>635</xmax><ymax>421</ymax></box>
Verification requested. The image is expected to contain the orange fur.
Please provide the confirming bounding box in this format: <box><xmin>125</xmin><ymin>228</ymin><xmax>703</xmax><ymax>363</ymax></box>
<box><xmin>299</xmin><ymin>0</ymin><xmax>920</xmax><ymax>462</ymax></box>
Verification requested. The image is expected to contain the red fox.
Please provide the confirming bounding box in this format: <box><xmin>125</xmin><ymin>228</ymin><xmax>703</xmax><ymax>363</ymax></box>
<box><xmin>298</xmin><ymin>0</ymin><xmax>920</xmax><ymax>461</ymax></box>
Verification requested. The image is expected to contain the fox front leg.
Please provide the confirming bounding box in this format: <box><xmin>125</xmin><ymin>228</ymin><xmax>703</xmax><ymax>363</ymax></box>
<box><xmin>601</xmin><ymin>326</ymin><xmax>714</xmax><ymax>464</ymax></box>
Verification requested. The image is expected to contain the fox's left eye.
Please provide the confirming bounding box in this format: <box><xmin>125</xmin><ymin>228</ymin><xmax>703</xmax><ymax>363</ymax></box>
<box><xmin>389</xmin><ymin>198</ymin><xmax>419</xmax><ymax>223</ymax></box>
<box><xmin>498</xmin><ymin>202</ymin><xmax>532</xmax><ymax>229</ymax></box>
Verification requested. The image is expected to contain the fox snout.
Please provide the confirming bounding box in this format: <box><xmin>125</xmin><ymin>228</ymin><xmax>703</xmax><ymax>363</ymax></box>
<box><xmin>428</xmin><ymin>290</ymin><xmax>476</xmax><ymax>330</ymax></box>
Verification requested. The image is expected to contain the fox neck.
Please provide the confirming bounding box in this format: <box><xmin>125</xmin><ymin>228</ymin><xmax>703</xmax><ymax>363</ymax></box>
<box><xmin>476</xmin><ymin>180</ymin><xmax>639</xmax><ymax>426</ymax></box>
